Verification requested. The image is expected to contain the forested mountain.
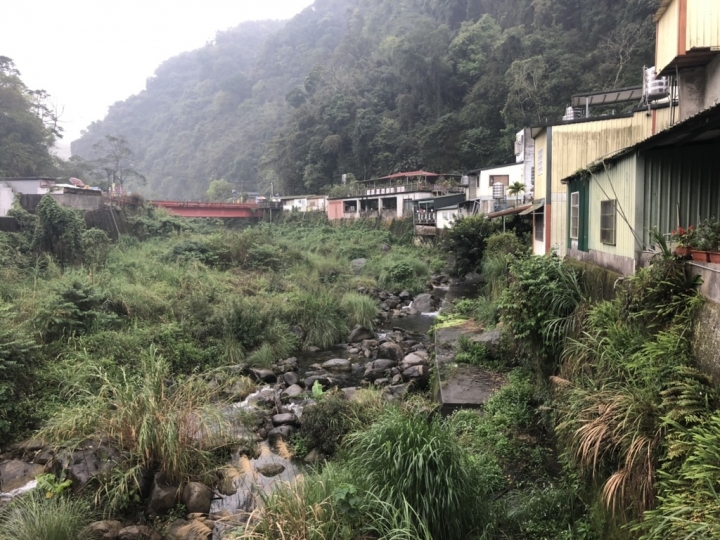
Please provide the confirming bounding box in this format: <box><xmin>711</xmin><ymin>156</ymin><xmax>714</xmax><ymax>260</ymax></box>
<box><xmin>71</xmin><ymin>0</ymin><xmax>658</xmax><ymax>199</ymax></box>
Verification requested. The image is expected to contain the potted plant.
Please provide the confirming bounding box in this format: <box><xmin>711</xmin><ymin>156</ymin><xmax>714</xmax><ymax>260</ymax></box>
<box><xmin>695</xmin><ymin>219</ymin><xmax>720</xmax><ymax>263</ymax></box>
<box><xmin>670</xmin><ymin>226</ymin><xmax>694</xmax><ymax>257</ymax></box>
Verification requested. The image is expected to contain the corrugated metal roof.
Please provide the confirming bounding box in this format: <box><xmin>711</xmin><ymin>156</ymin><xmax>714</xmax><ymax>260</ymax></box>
<box><xmin>562</xmin><ymin>102</ymin><xmax>720</xmax><ymax>183</ymax></box>
<box><xmin>486</xmin><ymin>203</ymin><xmax>533</xmax><ymax>219</ymax></box>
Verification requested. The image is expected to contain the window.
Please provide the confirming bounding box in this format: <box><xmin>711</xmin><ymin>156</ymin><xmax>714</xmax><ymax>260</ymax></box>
<box><xmin>570</xmin><ymin>192</ymin><xmax>579</xmax><ymax>240</ymax></box>
<box><xmin>489</xmin><ymin>174</ymin><xmax>510</xmax><ymax>187</ymax></box>
<box><xmin>534</xmin><ymin>213</ymin><xmax>544</xmax><ymax>242</ymax></box>
<box><xmin>600</xmin><ymin>200</ymin><xmax>616</xmax><ymax>245</ymax></box>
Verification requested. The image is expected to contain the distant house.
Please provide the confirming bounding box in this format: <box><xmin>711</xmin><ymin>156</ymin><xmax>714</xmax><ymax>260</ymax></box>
<box><xmin>0</xmin><ymin>177</ymin><xmax>57</xmax><ymax>216</ymax></box>
<box><xmin>0</xmin><ymin>177</ymin><xmax>103</xmax><ymax>217</ymax></box>
<box><xmin>463</xmin><ymin>163</ymin><xmax>525</xmax><ymax>216</ymax></box>
<box><xmin>326</xmin><ymin>171</ymin><xmax>462</xmax><ymax>221</ymax></box>
<box><xmin>281</xmin><ymin>195</ymin><xmax>327</xmax><ymax>213</ymax></box>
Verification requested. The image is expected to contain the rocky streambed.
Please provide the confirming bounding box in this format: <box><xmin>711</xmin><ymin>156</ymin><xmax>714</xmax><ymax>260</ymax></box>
<box><xmin>0</xmin><ymin>281</ymin><xmax>451</xmax><ymax>540</ymax></box>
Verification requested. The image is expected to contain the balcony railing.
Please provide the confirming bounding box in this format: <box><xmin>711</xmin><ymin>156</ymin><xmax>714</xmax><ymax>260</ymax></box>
<box><xmin>331</xmin><ymin>182</ymin><xmax>463</xmax><ymax>200</ymax></box>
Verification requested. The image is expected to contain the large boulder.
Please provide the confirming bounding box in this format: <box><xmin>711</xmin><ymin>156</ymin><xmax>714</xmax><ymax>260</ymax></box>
<box><xmin>147</xmin><ymin>474</ymin><xmax>178</xmax><ymax>518</ymax></box>
<box><xmin>322</xmin><ymin>358</ymin><xmax>352</xmax><ymax>372</ymax></box>
<box><xmin>268</xmin><ymin>425</ymin><xmax>296</xmax><ymax>444</ymax></box>
<box><xmin>272</xmin><ymin>413</ymin><xmax>299</xmax><ymax>427</ymax></box>
<box><xmin>85</xmin><ymin>520</ymin><xmax>124</xmax><ymax>540</ymax></box>
<box><xmin>348</xmin><ymin>325</ymin><xmax>375</xmax><ymax>343</ymax></box>
<box><xmin>412</xmin><ymin>293</ymin><xmax>440</xmax><ymax>313</ymax></box>
<box><xmin>0</xmin><ymin>460</ymin><xmax>44</xmax><ymax>492</ymax></box>
<box><xmin>472</xmin><ymin>328</ymin><xmax>503</xmax><ymax>356</ymax></box>
<box><xmin>402</xmin><ymin>365</ymin><xmax>430</xmax><ymax>388</ymax></box>
<box><xmin>249</xmin><ymin>368</ymin><xmax>276</xmax><ymax>384</ymax></box>
<box><xmin>256</xmin><ymin>463</ymin><xmax>286</xmax><ymax>477</ymax></box>
<box><xmin>283</xmin><ymin>371</ymin><xmax>300</xmax><ymax>386</ymax></box>
<box><xmin>117</xmin><ymin>526</ymin><xmax>163</xmax><ymax>540</ymax></box>
<box><xmin>399</xmin><ymin>353</ymin><xmax>429</xmax><ymax>371</ymax></box>
<box><xmin>364</xmin><ymin>359</ymin><xmax>396</xmax><ymax>381</ymax></box>
<box><xmin>282</xmin><ymin>384</ymin><xmax>304</xmax><ymax>398</ymax></box>
<box><xmin>182</xmin><ymin>482</ymin><xmax>212</xmax><ymax>515</ymax></box>
<box><xmin>377</xmin><ymin>341</ymin><xmax>404</xmax><ymax>362</ymax></box>
<box><xmin>304</xmin><ymin>375</ymin><xmax>334</xmax><ymax>390</ymax></box>
<box><xmin>351</xmin><ymin>258</ymin><xmax>367</xmax><ymax>273</ymax></box>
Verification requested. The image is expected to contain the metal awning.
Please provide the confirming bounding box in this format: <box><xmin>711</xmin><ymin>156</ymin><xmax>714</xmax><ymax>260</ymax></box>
<box><xmin>485</xmin><ymin>203</ymin><xmax>533</xmax><ymax>219</ymax></box>
<box><xmin>519</xmin><ymin>200</ymin><xmax>544</xmax><ymax>215</ymax></box>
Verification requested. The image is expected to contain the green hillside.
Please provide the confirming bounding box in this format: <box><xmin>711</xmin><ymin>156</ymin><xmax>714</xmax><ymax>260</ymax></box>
<box><xmin>71</xmin><ymin>0</ymin><xmax>659</xmax><ymax>199</ymax></box>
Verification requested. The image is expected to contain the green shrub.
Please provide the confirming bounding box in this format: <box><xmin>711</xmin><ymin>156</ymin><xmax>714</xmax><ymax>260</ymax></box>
<box><xmin>0</xmin><ymin>492</ymin><xmax>95</xmax><ymax>540</ymax></box>
<box><xmin>35</xmin><ymin>280</ymin><xmax>121</xmax><ymax>342</ymax></box>
<box><xmin>443</xmin><ymin>216</ymin><xmax>499</xmax><ymax>275</ymax></box>
<box><xmin>453</xmin><ymin>296</ymin><xmax>497</xmax><ymax>326</ymax></box>
<box><xmin>375</xmin><ymin>255</ymin><xmax>429</xmax><ymax>293</ymax></box>
<box><xmin>485</xmin><ymin>231</ymin><xmax>527</xmax><ymax>258</ymax></box>
<box><xmin>162</xmin><ymin>239</ymin><xmax>217</xmax><ymax>265</ymax></box>
<box><xmin>32</xmin><ymin>195</ymin><xmax>85</xmax><ymax>266</ymax></box>
<box><xmin>288</xmin><ymin>292</ymin><xmax>349</xmax><ymax>349</ymax></box>
<box><xmin>299</xmin><ymin>395</ymin><xmax>360</xmax><ymax>455</ymax></box>
<box><xmin>347</xmin><ymin>409</ymin><xmax>497</xmax><ymax>539</ymax></box>
<box><xmin>341</xmin><ymin>292</ymin><xmax>378</xmax><ymax>329</ymax></box>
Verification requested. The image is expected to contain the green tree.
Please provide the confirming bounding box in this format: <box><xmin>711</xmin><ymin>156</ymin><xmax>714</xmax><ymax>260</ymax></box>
<box><xmin>206</xmin><ymin>179</ymin><xmax>234</xmax><ymax>201</ymax></box>
<box><xmin>0</xmin><ymin>57</ymin><xmax>58</xmax><ymax>177</ymax></box>
<box><xmin>91</xmin><ymin>135</ymin><xmax>146</xmax><ymax>192</ymax></box>
<box><xmin>508</xmin><ymin>181</ymin><xmax>525</xmax><ymax>205</ymax></box>
<box><xmin>32</xmin><ymin>195</ymin><xmax>85</xmax><ymax>265</ymax></box>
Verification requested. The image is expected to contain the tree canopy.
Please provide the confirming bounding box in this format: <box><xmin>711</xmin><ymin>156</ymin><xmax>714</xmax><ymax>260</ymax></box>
<box><xmin>0</xmin><ymin>56</ymin><xmax>60</xmax><ymax>177</ymax></box>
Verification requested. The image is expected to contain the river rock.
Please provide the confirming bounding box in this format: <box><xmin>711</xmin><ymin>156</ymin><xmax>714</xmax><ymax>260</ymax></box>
<box><xmin>305</xmin><ymin>375</ymin><xmax>333</xmax><ymax>390</ymax></box>
<box><xmin>268</xmin><ymin>425</ymin><xmax>296</xmax><ymax>444</ymax></box>
<box><xmin>117</xmin><ymin>525</ymin><xmax>163</xmax><ymax>540</ymax></box>
<box><xmin>249</xmin><ymin>368</ymin><xmax>277</xmax><ymax>383</ymax></box>
<box><xmin>377</xmin><ymin>341</ymin><xmax>404</xmax><ymax>361</ymax></box>
<box><xmin>402</xmin><ymin>365</ymin><xmax>430</xmax><ymax>388</ymax></box>
<box><xmin>383</xmin><ymin>384</ymin><xmax>410</xmax><ymax>402</ymax></box>
<box><xmin>0</xmin><ymin>460</ymin><xmax>44</xmax><ymax>492</ymax></box>
<box><xmin>85</xmin><ymin>520</ymin><xmax>124</xmax><ymax>540</ymax></box>
<box><xmin>166</xmin><ymin>519</ymin><xmax>212</xmax><ymax>540</ymax></box>
<box><xmin>182</xmin><ymin>482</ymin><xmax>212</xmax><ymax>515</ymax></box>
<box><xmin>474</xmin><ymin>328</ymin><xmax>503</xmax><ymax>353</ymax></box>
<box><xmin>304</xmin><ymin>448</ymin><xmax>325</xmax><ymax>464</ymax></box>
<box><xmin>341</xmin><ymin>387</ymin><xmax>358</xmax><ymax>400</ymax></box>
<box><xmin>412</xmin><ymin>293</ymin><xmax>439</xmax><ymax>313</ymax></box>
<box><xmin>362</xmin><ymin>339</ymin><xmax>379</xmax><ymax>349</ymax></box>
<box><xmin>272</xmin><ymin>413</ymin><xmax>299</xmax><ymax>426</ymax></box>
<box><xmin>322</xmin><ymin>358</ymin><xmax>352</xmax><ymax>372</ymax></box>
<box><xmin>256</xmin><ymin>463</ymin><xmax>286</xmax><ymax>477</ymax></box>
<box><xmin>283</xmin><ymin>371</ymin><xmax>300</xmax><ymax>386</ymax></box>
<box><xmin>399</xmin><ymin>290</ymin><xmax>412</xmax><ymax>299</ymax></box>
<box><xmin>351</xmin><ymin>258</ymin><xmax>367</xmax><ymax>273</ymax></box>
<box><xmin>147</xmin><ymin>473</ymin><xmax>178</xmax><ymax>518</ymax></box>
<box><xmin>348</xmin><ymin>325</ymin><xmax>375</xmax><ymax>343</ymax></box>
<box><xmin>400</xmin><ymin>353</ymin><xmax>429</xmax><ymax>370</ymax></box>
<box><xmin>282</xmin><ymin>384</ymin><xmax>304</xmax><ymax>399</ymax></box>
<box><xmin>364</xmin><ymin>359</ymin><xmax>396</xmax><ymax>380</ymax></box>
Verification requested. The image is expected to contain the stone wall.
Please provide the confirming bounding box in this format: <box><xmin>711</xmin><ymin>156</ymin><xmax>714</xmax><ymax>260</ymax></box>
<box><xmin>694</xmin><ymin>300</ymin><xmax>720</xmax><ymax>384</ymax></box>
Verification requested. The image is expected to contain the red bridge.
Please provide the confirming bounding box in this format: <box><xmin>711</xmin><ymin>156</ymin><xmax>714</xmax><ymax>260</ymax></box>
<box><xmin>150</xmin><ymin>200</ymin><xmax>280</xmax><ymax>219</ymax></box>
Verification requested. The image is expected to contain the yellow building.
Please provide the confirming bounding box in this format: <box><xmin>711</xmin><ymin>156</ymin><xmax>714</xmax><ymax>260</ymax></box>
<box><xmin>655</xmin><ymin>0</ymin><xmax>720</xmax><ymax>121</ymax></box>
<box><xmin>531</xmin><ymin>106</ymin><xmax>672</xmax><ymax>257</ymax></box>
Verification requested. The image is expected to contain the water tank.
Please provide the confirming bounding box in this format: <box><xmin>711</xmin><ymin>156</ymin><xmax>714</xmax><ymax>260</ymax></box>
<box><xmin>492</xmin><ymin>182</ymin><xmax>505</xmax><ymax>200</ymax></box>
<box><xmin>514</xmin><ymin>131</ymin><xmax>524</xmax><ymax>161</ymax></box>
<box><xmin>644</xmin><ymin>66</ymin><xmax>669</xmax><ymax>102</ymax></box>
<box><xmin>461</xmin><ymin>175</ymin><xmax>469</xmax><ymax>186</ymax></box>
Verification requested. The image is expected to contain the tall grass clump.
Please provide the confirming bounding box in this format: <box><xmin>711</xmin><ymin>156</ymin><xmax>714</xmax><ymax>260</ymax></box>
<box><xmin>288</xmin><ymin>292</ymin><xmax>349</xmax><ymax>349</ymax></box>
<box><xmin>555</xmin><ymin>254</ymin><xmax>712</xmax><ymax>520</ymax></box>
<box><xmin>347</xmin><ymin>409</ymin><xmax>496</xmax><ymax>539</ymax></box>
<box><xmin>40</xmin><ymin>347</ymin><xmax>231</xmax><ymax>500</ymax></box>
<box><xmin>375</xmin><ymin>254</ymin><xmax>429</xmax><ymax>294</ymax></box>
<box><xmin>0</xmin><ymin>492</ymin><xmax>94</xmax><ymax>540</ymax></box>
<box><xmin>341</xmin><ymin>292</ymin><xmax>378</xmax><ymax>329</ymax></box>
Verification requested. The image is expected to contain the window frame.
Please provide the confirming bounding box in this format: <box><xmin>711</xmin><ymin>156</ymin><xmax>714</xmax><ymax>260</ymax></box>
<box><xmin>600</xmin><ymin>199</ymin><xmax>617</xmax><ymax>245</ymax></box>
<box><xmin>570</xmin><ymin>191</ymin><xmax>580</xmax><ymax>240</ymax></box>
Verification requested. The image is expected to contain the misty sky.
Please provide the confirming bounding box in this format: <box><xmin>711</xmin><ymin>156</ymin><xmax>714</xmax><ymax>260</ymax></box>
<box><xmin>2</xmin><ymin>0</ymin><xmax>314</xmax><ymax>154</ymax></box>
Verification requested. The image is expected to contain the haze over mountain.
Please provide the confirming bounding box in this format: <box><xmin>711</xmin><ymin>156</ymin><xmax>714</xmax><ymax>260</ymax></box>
<box><xmin>71</xmin><ymin>0</ymin><xmax>658</xmax><ymax>199</ymax></box>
